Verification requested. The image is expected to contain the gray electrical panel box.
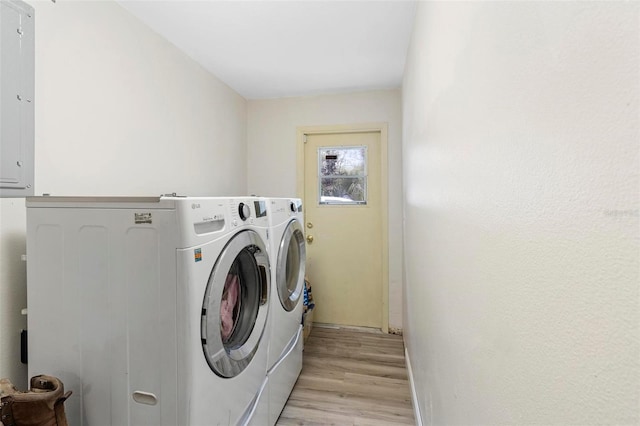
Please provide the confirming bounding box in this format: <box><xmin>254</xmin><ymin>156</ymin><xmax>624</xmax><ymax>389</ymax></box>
<box><xmin>0</xmin><ymin>0</ymin><xmax>34</xmax><ymax>197</ymax></box>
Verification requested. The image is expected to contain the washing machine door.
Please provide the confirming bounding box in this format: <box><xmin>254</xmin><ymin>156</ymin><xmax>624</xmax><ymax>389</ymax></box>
<box><xmin>201</xmin><ymin>229</ymin><xmax>270</xmax><ymax>378</ymax></box>
<box><xmin>277</xmin><ymin>219</ymin><xmax>306</xmax><ymax>311</ymax></box>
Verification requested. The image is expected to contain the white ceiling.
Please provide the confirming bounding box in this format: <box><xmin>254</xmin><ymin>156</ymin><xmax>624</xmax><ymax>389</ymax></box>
<box><xmin>116</xmin><ymin>0</ymin><xmax>417</xmax><ymax>99</ymax></box>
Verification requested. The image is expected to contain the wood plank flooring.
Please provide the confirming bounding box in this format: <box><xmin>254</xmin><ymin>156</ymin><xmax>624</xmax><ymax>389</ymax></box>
<box><xmin>277</xmin><ymin>326</ymin><xmax>416</xmax><ymax>425</ymax></box>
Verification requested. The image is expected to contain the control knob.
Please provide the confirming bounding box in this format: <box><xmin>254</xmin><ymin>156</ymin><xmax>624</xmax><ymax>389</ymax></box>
<box><xmin>238</xmin><ymin>202</ymin><xmax>250</xmax><ymax>221</ymax></box>
<box><xmin>290</xmin><ymin>202</ymin><xmax>296</xmax><ymax>213</ymax></box>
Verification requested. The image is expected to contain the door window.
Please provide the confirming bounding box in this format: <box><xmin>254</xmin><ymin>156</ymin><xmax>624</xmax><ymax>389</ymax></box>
<box><xmin>318</xmin><ymin>146</ymin><xmax>367</xmax><ymax>205</ymax></box>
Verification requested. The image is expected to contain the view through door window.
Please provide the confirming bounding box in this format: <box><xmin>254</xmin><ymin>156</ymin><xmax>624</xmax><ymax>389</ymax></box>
<box><xmin>318</xmin><ymin>146</ymin><xmax>367</xmax><ymax>205</ymax></box>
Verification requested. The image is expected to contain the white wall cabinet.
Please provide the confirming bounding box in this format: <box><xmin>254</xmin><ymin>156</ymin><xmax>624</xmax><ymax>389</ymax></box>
<box><xmin>1</xmin><ymin>0</ymin><xmax>34</xmax><ymax>197</ymax></box>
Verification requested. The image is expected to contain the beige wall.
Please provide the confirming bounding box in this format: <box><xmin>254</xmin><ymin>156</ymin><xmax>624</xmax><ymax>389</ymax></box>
<box><xmin>247</xmin><ymin>90</ymin><xmax>404</xmax><ymax>330</ymax></box>
<box><xmin>402</xmin><ymin>2</ymin><xmax>639</xmax><ymax>424</ymax></box>
<box><xmin>0</xmin><ymin>0</ymin><xmax>247</xmax><ymax>386</ymax></box>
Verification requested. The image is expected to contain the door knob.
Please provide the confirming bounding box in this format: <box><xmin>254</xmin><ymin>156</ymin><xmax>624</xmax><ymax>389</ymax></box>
<box><xmin>306</xmin><ymin>235</ymin><xmax>314</xmax><ymax>244</ymax></box>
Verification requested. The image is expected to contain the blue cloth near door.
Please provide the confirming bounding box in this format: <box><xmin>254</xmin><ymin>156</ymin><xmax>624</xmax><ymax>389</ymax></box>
<box><xmin>303</xmin><ymin>279</ymin><xmax>315</xmax><ymax>313</ymax></box>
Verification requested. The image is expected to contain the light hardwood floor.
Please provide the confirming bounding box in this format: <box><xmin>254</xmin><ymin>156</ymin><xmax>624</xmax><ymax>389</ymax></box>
<box><xmin>277</xmin><ymin>326</ymin><xmax>416</xmax><ymax>425</ymax></box>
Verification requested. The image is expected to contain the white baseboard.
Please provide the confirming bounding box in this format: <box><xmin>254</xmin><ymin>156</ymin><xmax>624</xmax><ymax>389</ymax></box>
<box><xmin>405</xmin><ymin>347</ymin><xmax>424</xmax><ymax>426</ymax></box>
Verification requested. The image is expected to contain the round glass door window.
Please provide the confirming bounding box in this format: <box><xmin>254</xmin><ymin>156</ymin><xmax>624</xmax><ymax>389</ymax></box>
<box><xmin>201</xmin><ymin>230</ymin><xmax>270</xmax><ymax>378</ymax></box>
<box><xmin>277</xmin><ymin>220</ymin><xmax>306</xmax><ymax>311</ymax></box>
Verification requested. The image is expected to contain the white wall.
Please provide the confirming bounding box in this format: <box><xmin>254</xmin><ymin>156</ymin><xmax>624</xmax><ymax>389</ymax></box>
<box><xmin>247</xmin><ymin>90</ymin><xmax>404</xmax><ymax>330</ymax></box>
<box><xmin>0</xmin><ymin>0</ymin><xmax>247</xmax><ymax>386</ymax></box>
<box><xmin>402</xmin><ymin>2</ymin><xmax>639</xmax><ymax>424</ymax></box>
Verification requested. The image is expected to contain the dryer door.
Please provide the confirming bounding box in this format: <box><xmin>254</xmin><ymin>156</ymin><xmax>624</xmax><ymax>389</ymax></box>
<box><xmin>276</xmin><ymin>219</ymin><xmax>306</xmax><ymax>311</ymax></box>
<box><xmin>201</xmin><ymin>229</ymin><xmax>270</xmax><ymax>378</ymax></box>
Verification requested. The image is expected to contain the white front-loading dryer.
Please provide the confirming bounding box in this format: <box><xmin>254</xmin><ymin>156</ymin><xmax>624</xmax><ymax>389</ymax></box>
<box><xmin>263</xmin><ymin>198</ymin><xmax>306</xmax><ymax>425</ymax></box>
<box><xmin>26</xmin><ymin>196</ymin><xmax>271</xmax><ymax>426</ymax></box>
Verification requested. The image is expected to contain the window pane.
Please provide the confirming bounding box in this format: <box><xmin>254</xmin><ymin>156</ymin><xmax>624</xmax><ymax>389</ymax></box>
<box><xmin>320</xmin><ymin>177</ymin><xmax>366</xmax><ymax>204</ymax></box>
<box><xmin>319</xmin><ymin>147</ymin><xmax>366</xmax><ymax>177</ymax></box>
<box><xmin>318</xmin><ymin>145</ymin><xmax>368</xmax><ymax>205</ymax></box>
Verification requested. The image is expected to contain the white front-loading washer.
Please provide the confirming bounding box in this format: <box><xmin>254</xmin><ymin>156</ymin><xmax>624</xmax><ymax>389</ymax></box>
<box><xmin>263</xmin><ymin>197</ymin><xmax>306</xmax><ymax>425</ymax></box>
<box><xmin>26</xmin><ymin>196</ymin><xmax>271</xmax><ymax>426</ymax></box>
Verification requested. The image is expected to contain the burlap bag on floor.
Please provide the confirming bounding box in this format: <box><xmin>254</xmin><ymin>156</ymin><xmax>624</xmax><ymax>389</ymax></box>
<box><xmin>0</xmin><ymin>375</ymin><xmax>72</xmax><ymax>426</ymax></box>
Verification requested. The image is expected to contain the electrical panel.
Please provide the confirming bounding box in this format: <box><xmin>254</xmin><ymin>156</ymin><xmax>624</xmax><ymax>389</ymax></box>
<box><xmin>1</xmin><ymin>0</ymin><xmax>34</xmax><ymax>197</ymax></box>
